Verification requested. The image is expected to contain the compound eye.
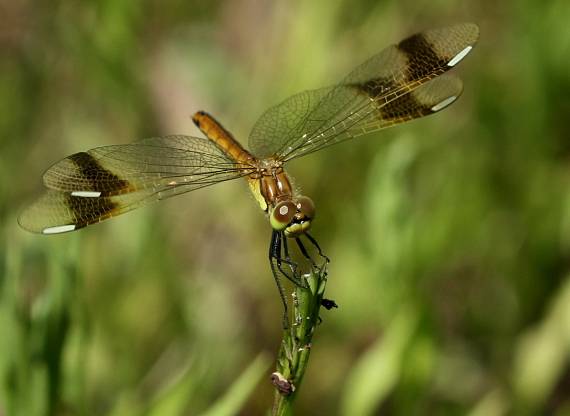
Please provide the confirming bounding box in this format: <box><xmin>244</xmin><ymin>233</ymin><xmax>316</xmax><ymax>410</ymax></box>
<box><xmin>270</xmin><ymin>201</ymin><xmax>297</xmax><ymax>230</ymax></box>
<box><xmin>296</xmin><ymin>196</ymin><xmax>315</xmax><ymax>220</ymax></box>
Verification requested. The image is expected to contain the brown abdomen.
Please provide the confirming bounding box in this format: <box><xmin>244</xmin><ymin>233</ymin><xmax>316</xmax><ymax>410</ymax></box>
<box><xmin>192</xmin><ymin>111</ymin><xmax>253</xmax><ymax>164</ymax></box>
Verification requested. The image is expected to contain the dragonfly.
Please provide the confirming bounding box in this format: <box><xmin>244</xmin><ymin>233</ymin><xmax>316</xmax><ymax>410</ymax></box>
<box><xmin>19</xmin><ymin>23</ymin><xmax>479</xmax><ymax>317</ymax></box>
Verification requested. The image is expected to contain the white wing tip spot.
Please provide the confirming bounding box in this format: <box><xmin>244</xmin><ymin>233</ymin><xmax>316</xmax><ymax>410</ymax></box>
<box><xmin>71</xmin><ymin>191</ymin><xmax>101</xmax><ymax>197</ymax></box>
<box><xmin>431</xmin><ymin>96</ymin><xmax>457</xmax><ymax>112</ymax></box>
<box><xmin>42</xmin><ymin>224</ymin><xmax>76</xmax><ymax>234</ymax></box>
<box><xmin>447</xmin><ymin>46</ymin><xmax>473</xmax><ymax>67</ymax></box>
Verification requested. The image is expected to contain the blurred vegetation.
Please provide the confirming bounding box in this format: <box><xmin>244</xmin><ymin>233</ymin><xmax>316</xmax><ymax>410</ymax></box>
<box><xmin>1</xmin><ymin>0</ymin><xmax>570</xmax><ymax>415</ymax></box>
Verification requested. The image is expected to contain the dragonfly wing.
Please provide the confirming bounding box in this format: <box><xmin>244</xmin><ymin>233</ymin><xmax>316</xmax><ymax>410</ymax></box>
<box><xmin>248</xmin><ymin>23</ymin><xmax>478</xmax><ymax>161</ymax></box>
<box><xmin>246</xmin><ymin>87</ymin><xmax>331</xmax><ymax>158</ymax></box>
<box><xmin>288</xmin><ymin>74</ymin><xmax>464</xmax><ymax>159</ymax></box>
<box><xmin>19</xmin><ymin>135</ymin><xmax>250</xmax><ymax>234</ymax></box>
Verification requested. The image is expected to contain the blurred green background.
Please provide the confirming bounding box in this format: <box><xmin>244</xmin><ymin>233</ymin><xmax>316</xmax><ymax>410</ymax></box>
<box><xmin>1</xmin><ymin>0</ymin><xmax>570</xmax><ymax>415</ymax></box>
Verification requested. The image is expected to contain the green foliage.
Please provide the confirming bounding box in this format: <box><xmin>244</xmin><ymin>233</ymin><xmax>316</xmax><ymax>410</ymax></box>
<box><xmin>1</xmin><ymin>0</ymin><xmax>570</xmax><ymax>414</ymax></box>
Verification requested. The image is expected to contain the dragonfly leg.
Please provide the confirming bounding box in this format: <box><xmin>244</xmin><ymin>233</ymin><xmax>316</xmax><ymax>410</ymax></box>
<box><xmin>305</xmin><ymin>232</ymin><xmax>330</xmax><ymax>263</ymax></box>
<box><xmin>295</xmin><ymin>237</ymin><xmax>318</xmax><ymax>268</ymax></box>
<box><xmin>269</xmin><ymin>231</ymin><xmax>313</xmax><ymax>327</ymax></box>
<box><xmin>271</xmin><ymin>232</ymin><xmax>306</xmax><ymax>288</ymax></box>
<box><xmin>298</xmin><ymin>234</ymin><xmax>336</xmax><ymax>314</ymax></box>
<box><xmin>281</xmin><ymin>235</ymin><xmax>308</xmax><ymax>288</ymax></box>
<box><xmin>269</xmin><ymin>230</ymin><xmax>289</xmax><ymax>328</ymax></box>
<box><xmin>280</xmin><ymin>235</ymin><xmax>299</xmax><ymax>277</ymax></box>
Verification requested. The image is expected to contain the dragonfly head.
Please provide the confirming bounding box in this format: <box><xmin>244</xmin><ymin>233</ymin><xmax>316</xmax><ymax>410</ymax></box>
<box><xmin>270</xmin><ymin>196</ymin><xmax>315</xmax><ymax>237</ymax></box>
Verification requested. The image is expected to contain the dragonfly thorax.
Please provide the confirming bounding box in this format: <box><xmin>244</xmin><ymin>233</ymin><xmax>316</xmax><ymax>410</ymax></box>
<box><xmin>260</xmin><ymin>169</ymin><xmax>292</xmax><ymax>206</ymax></box>
<box><xmin>246</xmin><ymin>161</ymin><xmax>290</xmax><ymax>210</ymax></box>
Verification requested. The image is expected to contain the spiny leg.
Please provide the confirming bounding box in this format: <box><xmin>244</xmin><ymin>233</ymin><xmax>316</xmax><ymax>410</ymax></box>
<box><xmin>280</xmin><ymin>234</ymin><xmax>298</xmax><ymax>277</ymax></box>
<box><xmin>301</xmin><ymin>233</ymin><xmax>337</xmax><ymax>313</ymax></box>
<box><xmin>281</xmin><ymin>234</ymin><xmax>309</xmax><ymax>288</ymax></box>
<box><xmin>269</xmin><ymin>231</ymin><xmax>307</xmax><ymax>327</ymax></box>
<box><xmin>305</xmin><ymin>232</ymin><xmax>330</xmax><ymax>263</ymax></box>
<box><xmin>273</xmin><ymin>232</ymin><xmax>306</xmax><ymax>288</ymax></box>
<box><xmin>269</xmin><ymin>230</ymin><xmax>289</xmax><ymax>328</ymax></box>
<box><xmin>295</xmin><ymin>237</ymin><xmax>318</xmax><ymax>268</ymax></box>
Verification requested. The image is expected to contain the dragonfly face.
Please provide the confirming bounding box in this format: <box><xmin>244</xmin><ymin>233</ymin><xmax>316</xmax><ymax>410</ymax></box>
<box><xmin>19</xmin><ymin>23</ymin><xmax>479</xmax><ymax>239</ymax></box>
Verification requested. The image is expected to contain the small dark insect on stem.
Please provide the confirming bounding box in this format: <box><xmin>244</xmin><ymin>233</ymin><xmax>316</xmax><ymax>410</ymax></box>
<box><xmin>321</xmin><ymin>298</ymin><xmax>338</xmax><ymax>310</ymax></box>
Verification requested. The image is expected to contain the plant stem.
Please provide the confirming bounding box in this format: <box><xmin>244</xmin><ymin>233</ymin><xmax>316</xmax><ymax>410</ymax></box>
<box><xmin>271</xmin><ymin>260</ymin><xmax>331</xmax><ymax>416</ymax></box>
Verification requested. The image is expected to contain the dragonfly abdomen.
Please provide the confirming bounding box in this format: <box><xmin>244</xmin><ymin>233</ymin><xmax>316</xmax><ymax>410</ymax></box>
<box><xmin>192</xmin><ymin>111</ymin><xmax>253</xmax><ymax>165</ymax></box>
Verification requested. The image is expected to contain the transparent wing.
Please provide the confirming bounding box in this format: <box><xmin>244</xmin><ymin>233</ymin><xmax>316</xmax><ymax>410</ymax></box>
<box><xmin>248</xmin><ymin>22</ymin><xmax>479</xmax><ymax>161</ymax></box>
<box><xmin>19</xmin><ymin>135</ymin><xmax>251</xmax><ymax>234</ymax></box>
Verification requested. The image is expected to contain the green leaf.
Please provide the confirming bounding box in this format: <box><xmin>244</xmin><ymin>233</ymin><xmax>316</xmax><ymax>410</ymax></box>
<box><xmin>200</xmin><ymin>353</ymin><xmax>271</xmax><ymax>416</ymax></box>
<box><xmin>340</xmin><ymin>307</ymin><xmax>417</xmax><ymax>416</ymax></box>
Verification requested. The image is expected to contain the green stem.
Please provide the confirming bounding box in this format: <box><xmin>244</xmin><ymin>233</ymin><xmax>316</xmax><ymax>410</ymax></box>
<box><xmin>271</xmin><ymin>261</ymin><xmax>330</xmax><ymax>416</ymax></box>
